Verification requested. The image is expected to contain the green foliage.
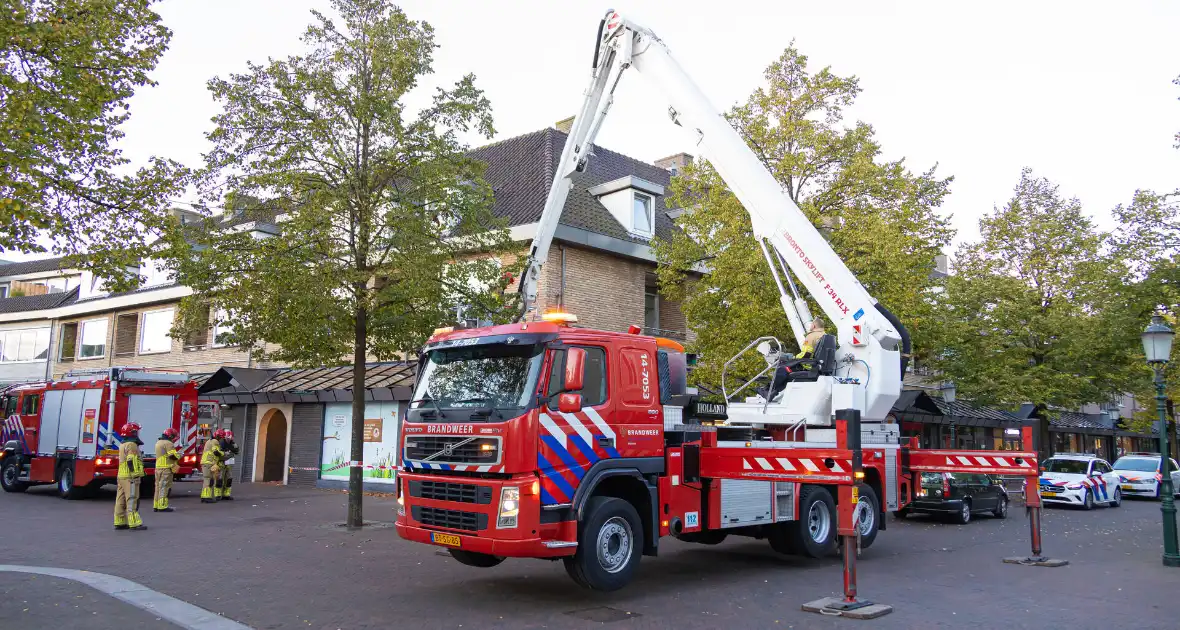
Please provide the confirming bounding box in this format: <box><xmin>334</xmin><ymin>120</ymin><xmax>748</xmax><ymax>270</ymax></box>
<box><xmin>931</xmin><ymin>169</ymin><xmax>1136</xmax><ymax>409</ymax></box>
<box><xmin>0</xmin><ymin>0</ymin><xmax>187</xmax><ymax>289</ymax></box>
<box><xmin>653</xmin><ymin>45</ymin><xmax>952</xmax><ymax>387</ymax></box>
<box><xmin>166</xmin><ymin>0</ymin><xmax>516</xmax><ymax>369</ymax></box>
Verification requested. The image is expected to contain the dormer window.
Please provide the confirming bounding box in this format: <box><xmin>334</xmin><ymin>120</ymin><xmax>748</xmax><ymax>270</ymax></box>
<box><xmin>588</xmin><ymin>176</ymin><xmax>664</xmax><ymax>239</ymax></box>
<box><xmin>632</xmin><ymin>192</ymin><xmax>653</xmax><ymax>236</ymax></box>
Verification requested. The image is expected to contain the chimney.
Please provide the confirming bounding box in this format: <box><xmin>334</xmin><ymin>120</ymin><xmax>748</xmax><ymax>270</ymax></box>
<box><xmin>654</xmin><ymin>152</ymin><xmax>694</xmax><ymax>175</ymax></box>
<box><xmin>555</xmin><ymin>116</ymin><xmax>575</xmax><ymax>134</ymax></box>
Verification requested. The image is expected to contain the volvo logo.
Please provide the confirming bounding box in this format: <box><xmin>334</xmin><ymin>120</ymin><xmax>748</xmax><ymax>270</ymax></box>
<box><xmin>442</xmin><ymin>443</ymin><xmax>456</xmax><ymax>457</ymax></box>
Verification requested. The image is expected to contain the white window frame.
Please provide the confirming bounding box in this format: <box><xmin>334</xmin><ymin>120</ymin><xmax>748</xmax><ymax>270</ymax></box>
<box><xmin>78</xmin><ymin>317</ymin><xmax>109</xmax><ymax>360</ymax></box>
<box><xmin>632</xmin><ymin>191</ymin><xmax>654</xmax><ymax>237</ymax></box>
<box><xmin>138</xmin><ymin>307</ymin><xmax>175</xmax><ymax>355</ymax></box>
<box><xmin>0</xmin><ymin>328</ymin><xmax>50</xmax><ymax>363</ymax></box>
<box><xmin>211</xmin><ymin>309</ymin><xmax>235</xmax><ymax>348</ymax></box>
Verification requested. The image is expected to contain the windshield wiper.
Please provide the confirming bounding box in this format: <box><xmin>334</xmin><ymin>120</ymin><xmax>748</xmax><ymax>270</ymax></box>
<box><xmin>411</xmin><ymin>397</ymin><xmax>447</xmax><ymax>419</ymax></box>
<box><xmin>454</xmin><ymin>397</ymin><xmax>507</xmax><ymax>422</ymax></box>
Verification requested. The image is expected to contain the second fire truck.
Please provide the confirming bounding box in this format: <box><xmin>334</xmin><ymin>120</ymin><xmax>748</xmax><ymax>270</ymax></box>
<box><xmin>1</xmin><ymin>367</ymin><xmax>201</xmax><ymax>498</ymax></box>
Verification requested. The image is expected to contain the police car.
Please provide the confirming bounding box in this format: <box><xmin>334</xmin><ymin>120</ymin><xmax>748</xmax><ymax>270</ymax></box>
<box><xmin>1112</xmin><ymin>453</ymin><xmax>1180</xmax><ymax>499</ymax></box>
<box><xmin>1038</xmin><ymin>454</ymin><xmax>1122</xmax><ymax>509</ymax></box>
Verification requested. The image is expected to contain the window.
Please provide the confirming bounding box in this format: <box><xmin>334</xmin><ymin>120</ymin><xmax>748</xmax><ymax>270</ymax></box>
<box><xmin>632</xmin><ymin>192</ymin><xmax>653</xmax><ymax>235</ymax></box>
<box><xmin>59</xmin><ymin>322</ymin><xmax>78</xmax><ymax>361</ymax></box>
<box><xmin>79</xmin><ymin>318</ymin><xmax>108</xmax><ymax>359</ymax></box>
<box><xmin>139</xmin><ymin>308</ymin><xmax>175</xmax><ymax>354</ymax></box>
<box><xmin>114</xmin><ymin>313</ymin><xmax>139</xmax><ymax>356</ymax></box>
<box><xmin>546</xmin><ymin>346</ymin><xmax>608</xmax><ymax>408</ymax></box>
<box><xmin>0</xmin><ymin>284</ymin><xmax>7</xmax><ymax>298</ymax></box>
<box><xmin>3</xmin><ymin>395</ymin><xmax>17</xmax><ymax>417</ymax></box>
<box><xmin>644</xmin><ymin>290</ymin><xmax>659</xmax><ymax>330</ymax></box>
<box><xmin>212</xmin><ymin>309</ymin><xmax>235</xmax><ymax>347</ymax></box>
<box><xmin>0</xmin><ymin>328</ymin><xmax>50</xmax><ymax>362</ymax></box>
<box><xmin>20</xmin><ymin>393</ymin><xmax>39</xmax><ymax>415</ymax></box>
<box><xmin>1093</xmin><ymin>461</ymin><xmax>1112</xmax><ymax>474</ymax></box>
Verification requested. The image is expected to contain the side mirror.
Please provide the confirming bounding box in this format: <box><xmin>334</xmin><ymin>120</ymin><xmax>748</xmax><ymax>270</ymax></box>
<box><xmin>564</xmin><ymin>347</ymin><xmax>586</xmax><ymax>392</ymax></box>
<box><xmin>558</xmin><ymin>393</ymin><xmax>583</xmax><ymax>413</ymax></box>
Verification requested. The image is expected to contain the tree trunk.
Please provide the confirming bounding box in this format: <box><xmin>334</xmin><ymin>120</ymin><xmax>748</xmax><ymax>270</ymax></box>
<box><xmin>348</xmin><ymin>301</ymin><xmax>368</xmax><ymax>528</ymax></box>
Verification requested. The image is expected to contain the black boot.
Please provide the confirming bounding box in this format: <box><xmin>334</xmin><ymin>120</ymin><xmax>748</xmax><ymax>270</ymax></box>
<box><xmin>114</xmin><ymin>524</ymin><xmax>129</xmax><ymax>530</ymax></box>
<box><xmin>154</xmin><ymin>507</ymin><xmax>175</xmax><ymax>512</ymax></box>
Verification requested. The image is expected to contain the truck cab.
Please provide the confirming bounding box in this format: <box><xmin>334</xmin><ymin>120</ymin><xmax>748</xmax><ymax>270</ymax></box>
<box><xmin>397</xmin><ymin>317</ymin><xmax>687</xmax><ymax>585</ymax></box>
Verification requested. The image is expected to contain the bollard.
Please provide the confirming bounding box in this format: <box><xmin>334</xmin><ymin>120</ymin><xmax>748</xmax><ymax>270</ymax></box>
<box><xmin>802</xmin><ymin>409</ymin><xmax>893</xmax><ymax>620</ymax></box>
<box><xmin>1002</xmin><ymin>424</ymin><xmax>1068</xmax><ymax>568</ymax></box>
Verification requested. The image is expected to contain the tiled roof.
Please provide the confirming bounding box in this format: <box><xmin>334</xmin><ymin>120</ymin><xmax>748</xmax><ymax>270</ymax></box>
<box><xmin>931</xmin><ymin>398</ymin><xmax>1023</xmax><ymax>422</ymax></box>
<box><xmin>0</xmin><ymin>287</ymin><xmax>79</xmax><ymax>314</ymax></box>
<box><xmin>259</xmin><ymin>362</ymin><xmax>415</xmax><ymax>393</ymax></box>
<box><xmin>1048</xmin><ymin>410</ymin><xmax>1110</xmax><ymax>430</ymax></box>
<box><xmin>0</xmin><ymin>257</ymin><xmax>70</xmax><ymax>277</ymax></box>
<box><xmin>471</xmin><ymin>128</ymin><xmax>678</xmax><ymax>244</ymax></box>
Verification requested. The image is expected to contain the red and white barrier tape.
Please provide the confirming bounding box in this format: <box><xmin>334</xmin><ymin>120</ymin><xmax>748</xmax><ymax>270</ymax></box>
<box><xmin>288</xmin><ymin>462</ymin><xmax>399</xmax><ymax>473</ymax></box>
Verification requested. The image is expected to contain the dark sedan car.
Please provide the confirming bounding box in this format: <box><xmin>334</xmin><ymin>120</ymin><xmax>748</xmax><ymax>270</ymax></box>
<box><xmin>896</xmin><ymin>472</ymin><xmax>1010</xmax><ymax>524</ymax></box>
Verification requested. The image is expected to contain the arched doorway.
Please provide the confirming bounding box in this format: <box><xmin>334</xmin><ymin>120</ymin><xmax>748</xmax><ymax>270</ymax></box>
<box><xmin>256</xmin><ymin>408</ymin><xmax>289</xmax><ymax>482</ymax></box>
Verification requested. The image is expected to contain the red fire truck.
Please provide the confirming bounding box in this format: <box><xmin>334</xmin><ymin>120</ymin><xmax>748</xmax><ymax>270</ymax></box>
<box><xmin>395</xmin><ymin>11</ymin><xmax>1046</xmax><ymax>598</ymax></box>
<box><xmin>1</xmin><ymin>367</ymin><xmax>200</xmax><ymax>498</ymax></box>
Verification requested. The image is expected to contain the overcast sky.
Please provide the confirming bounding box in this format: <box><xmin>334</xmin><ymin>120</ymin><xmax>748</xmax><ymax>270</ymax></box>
<box><xmin>14</xmin><ymin>1</ymin><xmax>1180</xmax><ymax>260</ymax></box>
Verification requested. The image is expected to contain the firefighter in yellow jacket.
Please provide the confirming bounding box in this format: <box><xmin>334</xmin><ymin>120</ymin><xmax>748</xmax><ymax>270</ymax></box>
<box><xmin>217</xmin><ymin>430</ymin><xmax>239</xmax><ymax>500</ymax></box>
<box><xmin>200</xmin><ymin>429</ymin><xmax>223</xmax><ymax>504</ymax></box>
<box><xmin>153</xmin><ymin>427</ymin><xmax>182</xmax><ymax>512</ymax></box>
<box><xmin>114</xmin><ymin>422</ymin><xmax>147</xmax><ymax>530</ymax></box>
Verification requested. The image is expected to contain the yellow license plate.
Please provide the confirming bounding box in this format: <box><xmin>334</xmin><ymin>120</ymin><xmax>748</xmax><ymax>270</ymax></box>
<box><xmin>431</xmin><ymin>532</ymin><xmax>461</xmax><ymax>547</ymax></box>
<box><xmin>1042</xmin><ymin>492</ymin><xmax>1058</xmax><ymax>497</ymax></box>
<box><xmin>1121</xmin><ymin>484</ymin><xmax>1133</xmax><ymax>491</ymax></box>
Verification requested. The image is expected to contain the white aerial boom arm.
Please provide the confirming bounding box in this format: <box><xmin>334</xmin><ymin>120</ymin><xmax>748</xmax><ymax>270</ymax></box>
<box><xmin>518</xmin><ymin>10</ymin><xmax>910</xmax><ymax>421</ymax></box>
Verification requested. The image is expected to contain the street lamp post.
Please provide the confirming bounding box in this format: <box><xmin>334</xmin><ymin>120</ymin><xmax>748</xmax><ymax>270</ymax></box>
<box><xmin>1141</xmin><ymin>314</ymin><xmax>1180</xmax><ymax>567</ymax></box>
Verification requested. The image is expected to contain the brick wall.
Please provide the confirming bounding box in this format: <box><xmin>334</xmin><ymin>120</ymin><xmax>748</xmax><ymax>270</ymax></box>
<box><xmin>52</xmin><ymin>300</ymin><xmax>284</xmax><ymax>378</ymax></box>
<box><xmin>288</xmin><ymin>403</ymin><xmax>323</xmax><ymax>487</ymax></box>
<box><xmin>537</xmin><ymin>245</ymin><xmax>647</xmax><ymax>333</ymax></box>
<box><xmin>238</xmin><ymin>405</ymin><xmax>258</xmax><ymax>482</ymax></box>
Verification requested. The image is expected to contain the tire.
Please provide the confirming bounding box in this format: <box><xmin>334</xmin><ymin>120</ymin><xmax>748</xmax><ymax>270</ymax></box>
<box><xmin>955</xmin><ymin>500</ymin><xmax>971</xmax><ymax>524</ymax></box>
<box><xmin>791</xmin><ymin>485</ymin><xmax>838</xmax><ymax>558</ymax></box>
<box><xmin>1109</xmin><ymin>486</ymin><xmax>1121</xmax><ymax>508</ymax></box>
<box><xmin>1082</xmin><ymin>488</ymin><xmax>1094</xmax><ymax>510</ymax></box>
<box><xmin>853</xmin><ymin>483</ymin><xmax>880</xmax><ymax>550</ymax></box>
<box><xmin>992</xmin><ymin>494</ymin><xmax>1008</xmax><ymax>519</ymax></box>
<box><xmin>57</xmin><ymin>464</ymin><xmax>84</xmax><ymax>500</ymax></box>
<box><xmin>563</xmin><ymin>497</ymin><xmax>643</xmax><ymax>592</ymax></box>
<box><xmin>447</xmin><ymin>549</ymin><xmax>505</xmax><ymax>568</ymax></box>
<box><xmin>1</xmin><ymin>458</ymin><xmax>28</xmax><ymax>493</ymax></box>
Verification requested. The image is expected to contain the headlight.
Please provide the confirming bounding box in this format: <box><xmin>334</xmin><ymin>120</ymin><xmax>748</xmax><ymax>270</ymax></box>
<box><xmin>1065</xmin><ymin>483</ymin><xmax>1083</xmax><ymax>490</ymax></box>
<box><xmin>497</xmin><ymin>486</ymin><xmax>520</xmax><ymax>529</ymax></box>
<box><xmin>397</xmin><ymin>494</ymin><xmax>405</xmax><ymax>517</ymax></box>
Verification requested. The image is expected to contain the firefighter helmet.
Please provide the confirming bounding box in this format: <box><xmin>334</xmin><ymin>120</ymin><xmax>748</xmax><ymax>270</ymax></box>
<box><xmin>224</xmin><ymin>430</ymin><xmax>234</xmax><ymax>440</ymax></box>
<box><xmin>162</xmin><ymin>427</ymin><xmax>180</xmax><ymax>440</ymax></box>
<box><xmin>118</xmin><ymin>422</ymin><xmax>141</xmax><ymax>438</ymax></box>
<box><xmin>213</xmin><ymin>429</ymin><xmax>227</xmax><ymax>439</ymax></box>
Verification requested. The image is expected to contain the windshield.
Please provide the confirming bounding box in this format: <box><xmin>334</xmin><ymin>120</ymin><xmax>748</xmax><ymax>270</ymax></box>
<box><xmin>1042</xmin><ymin>459</ymin><xmax>1088</xmax><ymax>474</ymax></box>
<box><xmin>1113</xmin><ymin>458</ymin><xmax>1159</xmax><ymax>472</ymax></box>
<box><xmin>411</xmin><ymin>343</ymin><xmax>545</xmax><ymax>411</ymax></box>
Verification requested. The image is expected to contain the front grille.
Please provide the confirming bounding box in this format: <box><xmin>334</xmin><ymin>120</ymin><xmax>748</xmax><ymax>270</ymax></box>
<box><xmin>404</xmin><ymin>436</ymin><xmax>499</xmax><ymax>465</ymax></box>
<box><xmin>409</xmin><ymin>480</ymin><xmax>492</xmax><ymax>504</ymax></box>
<box><xmin>411</xmin><ymin>506</ymin><xmax>487</xmax><ymax>531</ymax></box>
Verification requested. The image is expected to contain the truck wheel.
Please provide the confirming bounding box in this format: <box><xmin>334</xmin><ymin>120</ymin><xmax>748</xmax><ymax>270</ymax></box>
<box><xmin>1</xmin><ymin>458</ymin><xmax>28</xmax><ymax>493</ymax></box>
<box><xmin>447</xmin><ymin>549</ymin><xmax>505</xmax><ymax>568</ymax></box>
<box><xmin>58</xmin><ymin>464</ymin><xmax>84</xmax><ymax>500</ymax></box>
<box><xmin>854</xmin><ymin>483</ymin><xmax>880</xmax><ymax>550</ymax></box>
<box><xmin>768</xmin><ymin>522</ymin><xmax>800</xmax><ymax>556</ymax></box>
<box><xmin>563</xmin><ymin>496</ymin><xmax>643</xmax><ymax>591</ymax></box>
<box><xmin>792</xmin><ymin>485</ymin><xmax>837</xmax><ymax>558</ymax></box>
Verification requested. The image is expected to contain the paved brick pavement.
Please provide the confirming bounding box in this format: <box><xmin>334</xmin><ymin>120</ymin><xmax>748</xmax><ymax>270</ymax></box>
<box><xmin>1</xmin><ymin>480</ymin><xmax>1177</xmax><ymax>629</ymax></box>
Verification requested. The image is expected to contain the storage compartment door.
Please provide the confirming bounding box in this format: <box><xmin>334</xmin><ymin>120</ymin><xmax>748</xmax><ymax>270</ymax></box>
<box><xmin>36</xmin><ymin>391</ymin><xmax>65</xmax><ymax>456</ymax></box>
<box><xmin>55</xmin><ymin>389</ymin><xmax>86</xmax><ymax>452</ymax></box>
<box><xmin>77</xmin><ymin>388</ymin><xmax>103</xmax><ymax>459</ymax></box>
<box><xmin>127</xmin><ymin>395</ymin><xmax>175</xmax><ymax>455</ymax></box>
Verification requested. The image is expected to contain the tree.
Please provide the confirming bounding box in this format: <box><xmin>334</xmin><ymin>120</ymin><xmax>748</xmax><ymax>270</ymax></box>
<box><xmin>1</xmin><ymin>0</ymin><xmax>186</xmax><ymax>288</ymax></box>
<box><xmin>653</xmin><ymin>45</ymin><xmax>953</xmax><ymax>387</ymax></box>
<box><xmin>931</xmin><ymin>169</ymin><xmax>1132</xmax><ymax>409</ymax></box>
<box><xmin>166</xmin><ymin>0</ymin><xmax>515</xmax><ymax>527</ymax></box>
<box><xmin>1108</xmin><ymin>190</ymin><xmax>1180</xmax><ymax>433</ymax></box>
